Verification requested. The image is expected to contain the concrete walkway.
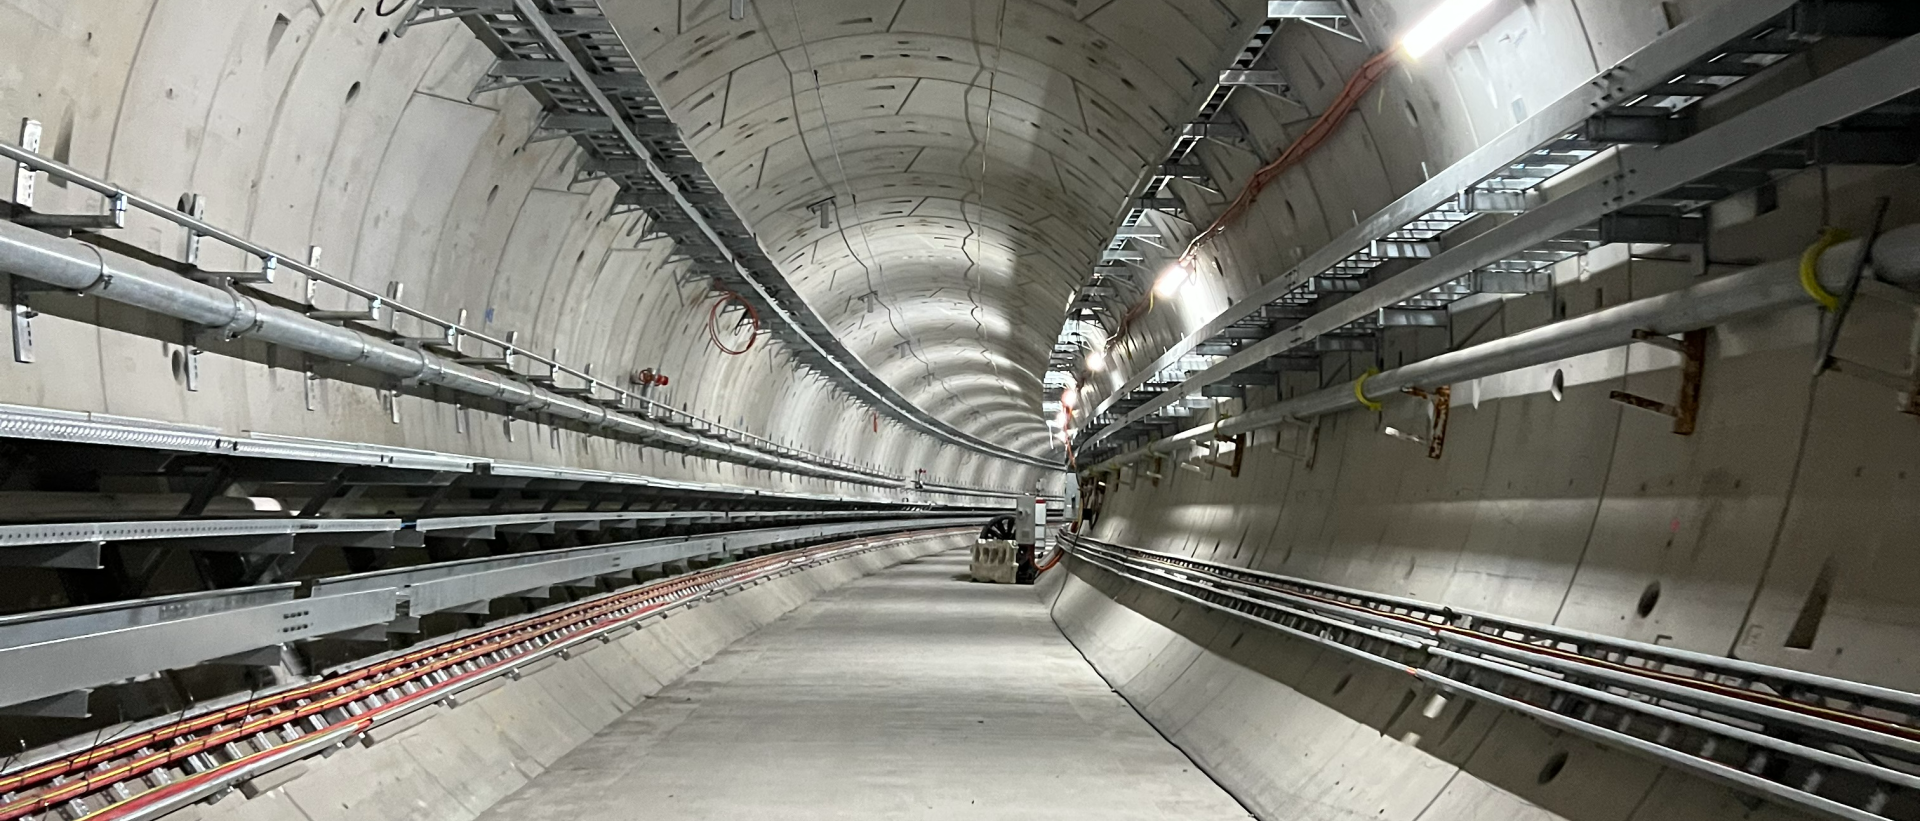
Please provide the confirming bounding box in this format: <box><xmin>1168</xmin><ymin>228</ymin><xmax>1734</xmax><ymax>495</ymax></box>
<box><xmin>473</xmin><ymin>548</ymin><xmax>1250</xmax><ymax>820</ymax></box>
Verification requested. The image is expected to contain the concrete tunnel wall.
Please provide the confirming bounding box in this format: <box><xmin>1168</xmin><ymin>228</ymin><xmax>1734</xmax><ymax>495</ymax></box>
<box><xmin>1047</xmin><ymin>1</ymin><xmax>1920</xmax><ymax>818</ymax></box>
<box><xmin>0</xmin><ymin>0</ymin><xmax>1045</xmax><ymax>495</ymax></box>
<box><xmin>159</xmin><ymin>529</ymin><xmax>970</xmax><ymax>821</ymax></box>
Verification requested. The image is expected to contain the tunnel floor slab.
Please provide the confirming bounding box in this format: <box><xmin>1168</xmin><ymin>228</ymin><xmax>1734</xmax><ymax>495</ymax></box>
<box><xmin>470</xmin><ymin>549</ymin><xmax>1250</xmax><ymax>820</ymax></box>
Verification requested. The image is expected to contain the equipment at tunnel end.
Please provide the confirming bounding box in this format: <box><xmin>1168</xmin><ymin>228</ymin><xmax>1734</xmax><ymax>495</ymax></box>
<box><xmin>970</xmin><ymin>495</ymin><xmax>1048</xmax><ymax>584</ymax></box>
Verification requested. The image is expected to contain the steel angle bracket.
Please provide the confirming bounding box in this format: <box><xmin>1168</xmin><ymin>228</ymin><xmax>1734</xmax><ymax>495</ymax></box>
<box><xmin>1398</xmin><ymin>385</ymin><xmax>1452</xmax><ymax>459</ymax></box>
<box><xmin>1610</xmin><ymin>329</ymin><xmax>1708</xmax><ymax>434</ymax></box>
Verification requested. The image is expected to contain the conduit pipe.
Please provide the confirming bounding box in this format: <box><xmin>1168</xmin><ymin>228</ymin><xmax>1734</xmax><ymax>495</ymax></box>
<box><xmin>1088</xmin><ymin>224</ymin><xmax>1920</xmax><ymax>473</ymax></box>
<box><xmin>0</xmin><ymin>220</ymin><xmax>901</xmax><ymax>488</ymax></box>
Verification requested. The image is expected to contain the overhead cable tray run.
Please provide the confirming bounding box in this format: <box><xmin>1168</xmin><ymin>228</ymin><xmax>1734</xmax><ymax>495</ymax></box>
<box><xmin>1075</xmin><ymin>0</ymin><xmax>1920</xmax><ymax>458</ymax></box>
<box><xmin>393</xmin><ymin>0</ymin><xmax>1060</xmax><ymax>471</ymax></box>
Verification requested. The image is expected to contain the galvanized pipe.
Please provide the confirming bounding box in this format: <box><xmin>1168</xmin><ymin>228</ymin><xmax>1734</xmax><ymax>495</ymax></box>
<box><xmin>1088</xmin><ymin>225</ymin><xmax>1920</xmax><ymax>472</ymax></box>
<box><xmin>0</xmin><ymin>219</ymin><xmax>899</xmax><ymax>487</ymax></box>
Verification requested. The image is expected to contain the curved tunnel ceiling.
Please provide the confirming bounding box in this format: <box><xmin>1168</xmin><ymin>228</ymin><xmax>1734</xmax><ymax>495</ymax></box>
<box><xmin>607</xmin><ymin>0</ymin><xmax>1263</xmax><ymax>456</ymax></box>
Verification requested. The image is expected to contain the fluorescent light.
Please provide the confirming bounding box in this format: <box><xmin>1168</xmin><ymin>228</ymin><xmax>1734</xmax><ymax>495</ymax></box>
<box><xmin>1154</xmin><ymin>262</ymin><xmax>1192</xmax><ymax>298</ymax></box>
<box><xmin>1086</xmin><ymin>348</ymin><xmax>1107</xmax><ymax>372</ymax></box>
<box><xmin>1400</xmin><ymin>0</ymin><xmax>1495</xmax><ymax>58</ymax></box>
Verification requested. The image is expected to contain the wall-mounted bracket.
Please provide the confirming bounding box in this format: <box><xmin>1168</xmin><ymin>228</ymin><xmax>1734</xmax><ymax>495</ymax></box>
<box><xmin>1822</xmin><ymin>280</ymin><xmax>1920</xmax><ymax>416</ymax></box>
<box><xmin>183</xmin><ymin>329</ymin><xmax>202</xmax><ymax>392</ymax></box>
<box><xmin>1393</xmin><ymin>385</ymin><xmax>1451</xmax><ymax>459</ymax></box>
<box><xmin>1199</xmin><ymin>431</ymin><xmax>1246</xmax><ymax>478</ymax></box>
<box><xmin>1271</xmin><ymin>414</ymin><xmax>1319</xmax><ymax>467</ymax></box>
<box><xmin>304</xmin><ymin>360</ymin><xmax>319</xmax><ymax>411</ymax></box>
<box><xmin>1610</xmin><ymin>329</ymin><xmax>1707</xmax><ymax>434</ymax></box>
<box><xmin>9</xmin><ymin>278</ymin><xmax>41</xmax><ymax>364</ymax></box>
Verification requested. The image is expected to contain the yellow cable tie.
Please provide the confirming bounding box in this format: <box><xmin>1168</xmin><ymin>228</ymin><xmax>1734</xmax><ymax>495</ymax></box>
<box><xmin>1354</xmin><ymin>367</ymin><xmax>1384</xmax><ymax>412</ymax></box>
<box><xmin>1800</xmin><ymin>227</ymin><xmax>1853</xmax><ymax>312</ymax></box>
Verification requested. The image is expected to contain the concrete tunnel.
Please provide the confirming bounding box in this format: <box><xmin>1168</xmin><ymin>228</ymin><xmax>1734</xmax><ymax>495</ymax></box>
<box><xmin>1</xmin><ymin>0</ymin><xmax>1919</xmax><ymax>818</ymax></box>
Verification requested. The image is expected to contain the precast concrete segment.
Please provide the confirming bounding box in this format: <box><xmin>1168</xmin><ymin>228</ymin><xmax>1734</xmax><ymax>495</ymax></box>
<box><xmin>0</xmin><ymin>218</ymin><xmax>886</xmax><ymax>486</ymax></box>
<box><xmin>472</xmin><ymin>550</ymin><xmax>1250</xmax><ymax>821</ymax></box>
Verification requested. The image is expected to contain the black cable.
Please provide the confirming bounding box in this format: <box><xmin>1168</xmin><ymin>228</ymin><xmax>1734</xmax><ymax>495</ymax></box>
<box><xmin>374</xmin><ymin>0</ymin><xmax>406</xmax><ymax>17</ymax></box>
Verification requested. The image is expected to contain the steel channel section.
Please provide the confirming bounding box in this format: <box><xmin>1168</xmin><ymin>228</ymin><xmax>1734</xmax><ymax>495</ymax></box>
<box><xmin>0</xmin><ymin>518</ymin><xmax>403</xmax><ymax>549</ymax></box>
<box><xmin>0</xmin><ymin>585</ymin><xmax>299</xmax><ymax>651</ymax></box>
<box><xmin>1082</xmin><ymin>0</ymin><xmax>1803</xmax><ymax>436</ymax></box>
<box><xmin>0</xmin><ymin>400</ymin><xmax>1016</xmax><ymax>506</ymax></box>
<box><xmin>313</xmin><ymin>517</ymin><xmax>979</xmax><ymax>610</ymax></box>
<box><xmin>0</xmin><ymin>221</ymin><xmax>895</xmax><ymax>487</ymax></box>
<box><xmin>1066</xmin><ymin>537</ymin><xmax>1920</xmax><ymax>821</ymax></box>
<box><xmin>1090</xmin><ymin>225</ymin><xmax>1920</xmax><ymax>468</ymax></box>
<box><xmin>401</xmin><ymin>545</ymin><xmax>711</xmax><ymax>615</ymax></box>
<box><xmin>502</xmin><ymin>1</ymin><xmax>1057</xmax><ymax>471</ymax></box>
<box><xmin>0</xmin><ymin>403</ymin><xmax>477</xmax><ymax>472</ymax></box>
<box><xmin>0</xmin><ymin>589</ymin><xmax>396</xmax><ymax>710</ymax></box>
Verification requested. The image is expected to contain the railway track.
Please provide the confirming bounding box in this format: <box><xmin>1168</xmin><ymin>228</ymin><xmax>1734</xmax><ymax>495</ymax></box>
<box><xmin>1063</xmin><ymin>534</ymin><xmax>1920</xmax><ymax>821</ymax></box>
<box><xmin>0</xmin><ymin>527</ymin><xmax>967</xmax><ymax>821</ymax></box>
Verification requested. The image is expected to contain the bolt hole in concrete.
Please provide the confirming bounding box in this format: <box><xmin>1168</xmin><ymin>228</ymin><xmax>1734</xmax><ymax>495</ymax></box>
<box><xmin>1550</xmin><ymin>368</ymin><xmax>1566</xmax><ymax>401</ymax></box>
<box><xmin>1786</xmin><ymin>557</ymin><xmax>1838</xmax><ymax>649</ymax></box>
<box><xmin>1332</xmin><ymin>672</ymin><xmax>1353</xmax><ymax>695</ymax></box>
<box><xmin>345</xmin><ymin>81</ymin><xmax>361</xmax><ymax>104</ymax></box>
<box><xmin>169</xmin><ymin>349</ymin><xmax>185</xmax><ymax>383</ymax></box>
<box><xmin>1637</xmin><ymin>581</ymin><xmax>1661</xmax><ymax>617</ymax></box>
<box><xmin>267</xmin><ymin>14</ymin><xmax>291</xmax><ymax>56</ymax></box>
<box><xmin>1538</xmin><ymin>751</ymin><xmax>1570</xmax><ymax>784</ymax></box>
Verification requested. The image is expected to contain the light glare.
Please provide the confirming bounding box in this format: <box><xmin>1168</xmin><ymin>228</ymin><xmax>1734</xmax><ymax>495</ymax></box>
<box><xmin>1087</xmin><ymin>348</ymin><xmax>1107</xmax><ymax>372</ymax></box>
<box><xmin>1400</xmin><ymin>0</ymin><xmax>1495</xmax><ymax>58</ymax></box>
<box><xmin>1154</xmin><ymin>262</ymin><xmax>1192</xmax><ymax>298</ymax></box>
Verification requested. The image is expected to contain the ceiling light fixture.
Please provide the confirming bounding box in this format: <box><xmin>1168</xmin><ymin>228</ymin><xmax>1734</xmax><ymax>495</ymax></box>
<box><xmin>1154</xmin><ymin>261</ymin><xmax>1193</xmax><ymax>299</ymax></box>
<box><xmin>1086</xmin><ymin>348</ymin><xmax>1107</xmax><ymax>372</ymax></box>
<box><xmin>1400</xmin><ymin>0</ymin><xmax>1496</xmax><ymax>58</ymax></box>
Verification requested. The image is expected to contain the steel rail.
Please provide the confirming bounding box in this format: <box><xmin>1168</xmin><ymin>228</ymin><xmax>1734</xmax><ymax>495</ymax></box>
<box><xmin>1063</xmin><ymin>534</ymin><xmax>1920</xmax><ymax>821</ymax></box>
<box><xmin>0</xmin><ymin>526</ymin><xmax>969</xmax><ymax>821</ymax></box>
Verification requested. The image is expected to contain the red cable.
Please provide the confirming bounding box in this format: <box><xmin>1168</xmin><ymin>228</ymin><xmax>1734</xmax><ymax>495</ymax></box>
<box><xmin>706</xmin><ymin>290</ymin><xmax>760</xmax><ymax>355</ymax></box>
<box><xmin>1181</xmin><ymin>50</ymin><xmax>1399</xmax><ymax>264</ymax></box>
<box><xmin>1094</xmin><ymin>50</ymin><xmax>1399</xmax><ymax>364</ymax></box>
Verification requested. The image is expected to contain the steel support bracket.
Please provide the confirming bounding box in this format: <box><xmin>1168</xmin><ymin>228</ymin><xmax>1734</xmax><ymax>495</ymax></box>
<box><xmin>1399</xmin><ymin>386</ymin><xmax>1452</xmax><ymax>459</ymax></box>
<box><xmin>9</xmin><ymin>277</ymin><xmax>40</xmax><ymax>364</ymax></box>
<box><xmin>1610</xmin><ymin>329</ymin><xmax>1707</xmax><ymax>434</ymax></box>
<box><xmin>1200</xmin><ymin>431</ymin><xmax>1245</xmax><ymax>478</ymax></box>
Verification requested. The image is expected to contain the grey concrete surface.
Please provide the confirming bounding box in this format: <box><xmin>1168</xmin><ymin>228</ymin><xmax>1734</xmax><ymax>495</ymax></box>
<box><xmin>472</xmin><ymin>549</ymin><xmax>1249</xmax><ymax>821</ymax></box>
